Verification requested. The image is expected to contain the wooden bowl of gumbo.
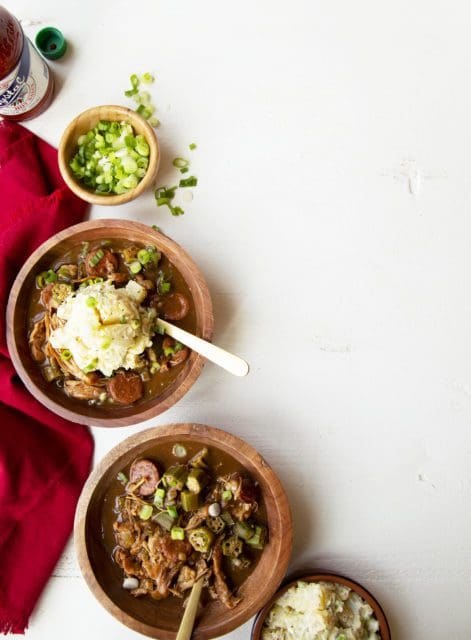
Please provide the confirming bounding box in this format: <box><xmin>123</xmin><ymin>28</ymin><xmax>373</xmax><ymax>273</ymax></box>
<box><xmin>74</xmin><ymin>423</ymin><xmax>293</xmax><ymax>639</ymax></box>
<box><xmin>6</xmin><ymin>220</ymin><xmax>213</xmax><ymax>427</ymax></box>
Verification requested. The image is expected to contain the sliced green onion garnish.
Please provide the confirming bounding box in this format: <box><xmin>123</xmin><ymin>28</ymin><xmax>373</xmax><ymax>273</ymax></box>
<box><xmin>171</xmin><ymin>206</ymin><xmax>185</xmax><ymax>216</ymax></box>
<box><xmin>180</xmin><ymin>167</ymin><xmax>189</xmax><ymax>174</ymax></box>
<box><xmin>160</xmin><ymin>282</ymin><xmax>171</xmax><ymax>294</ymax></box>
<box><xmin>170</xmin><ymin>526</ymin><xmax>185</xmax><ymax>541</ymax></box>
<box><xmin>131</xmin><ymin>319</ymin><xmax>141</xmax><ymax>329</ymax></box>
<box><xmin>140</xmin><ymin>72</ymin><xmax>154</xmax><ymax>84</ymax></box>
<box><xmin>137</xmin><ymin>249</ymin><xmax>151</xmax><ymax>265</ymax></box>
<box><xmin>69</xmin><ymin>121</ymin><xmax>148</xmax><ymax>195</ymax></box>
<box><xmin>86</xmin><ymin>296</ymin><xmax>97</xmax><ymax>307</ymax></box>
<box><xmin>101</xmin><ymin>337</ymin><xmax>111</xmax><ymax>349</ymax></box>
<box><xmin>156</xmin><ymin>197</ymin><xmax>170</xmax><ymax>206</ymax></box>
<box><xmin>148</xmin><ymin>117</ymin><xmax>160</xmax><ymax>127</ymax></box>
<box><xmin>130</xmin><ymin>261</ymin><xmax>142</xmax><ymax>274</ymax></box>
<box><xmin>163</xmin><ymin>345</ymin><xmax>175</xmax><ymax>357</ymax></box>
<box><xmin>172</xmin><ymin>157</ymin><xmax>189</xmax><ymax>169</ymax></box>
<box><xmin>61</xmin><ymin>349</ymin><xmax>72</xmax><ymax>361</ymax></box>
<box><xmin>154</xmin><ymin>323</ymin><xmax>165</xmax><ymax>335</ymax></box>
<box><xmin>117</xmin><ymin>471</ymin><xmax>128</xmax><ymax>485</ymax></box>
<box><xmin>167</xmin><ymin>505</ymin><xmax>178</xmax><ymax>519</ymax></box>
<box><xmin>151</xmin><ymin>224</ymin><xmax>160</xmax><ymax>231</ymax></box>
<box><xmin>189</xmin><ymin>143</ymin><xmax>197</xmax><ymax>150</ymax></box>
<box><xmin>179</xmin><ymin>176</ymin><xmax>197</xmax><ymax>188</ymax></box>
<box><xmin>83</xmin><ymin>358</ymin><xmax>98</xmax><ymax>373</ymax></box>
<box><xmin>139</xmin><ymin>505</ymin><xmax>153</xmax><ymax>520</ymax></box>
<box><xmin>222</xmin><ymin>490</ymin><xmax>233</xmax><ymax>502</ymax></box>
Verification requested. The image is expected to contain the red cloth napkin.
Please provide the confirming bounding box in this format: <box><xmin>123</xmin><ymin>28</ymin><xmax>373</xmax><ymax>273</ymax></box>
<box><xmin>0</xmin><ymin>120</ymin><xmax>94</xmax><ymax>634</ymax></box>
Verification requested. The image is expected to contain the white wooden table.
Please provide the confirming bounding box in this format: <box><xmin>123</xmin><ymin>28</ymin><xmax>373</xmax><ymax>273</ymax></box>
<box><xmin>11</xmin><ymin>1</ymin><xmax>471</xmax><ymax>638</ymax></box>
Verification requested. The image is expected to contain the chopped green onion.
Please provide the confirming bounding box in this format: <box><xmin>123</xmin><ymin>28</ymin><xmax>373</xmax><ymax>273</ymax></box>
<box><xmin>120</xmin><ymin>316</ymin><xmax>127</xmax><ymax>324</ymax></box>
<box><xmin>130</xmin><ymin>74</ymin><xmax>139</xmax><ymax>88</ymax></box>
<box><xmin>151</xmin><ymin>224</ymin><xmax>160</xmax><ymax>231</ymax></box>
<box><xmin>139</xmin><ymin>504</ymin><xmax>153</xmax><ymax>520</ymax></box>
<box><xmin>42</xmin><ymin>269</ymin><xmax>58</xmax><ymax>284</ymax></box>
<box><xmin>130</xmin><ymin>261</ymin><xmax>142</xmax><ymax>274</ymax></box>
<box><xmin>171</xmin><ymin>206</ymin><xmax>185</xmax><ymax>217</ymax></box>
<box><xmin>179</xmin><ymin>176</ymin><xmax>197</xmax><ymax>188</ymax></box>
<box><xmin>163</xmin><ymin>344</ymin><xmax>175</xmax><ymax>357</ymax></box>
<box><xmin>83</xmin><ymin>358</ymin><xmax>98</xmax><ymax>374</ymax></box>
<box><xmin>89</xmin><ymin>249</ymin><xmax>104</xmax><ymax>267</ymax></box>
<box><xmin>86</xmin><ymin>296</ymin><xmax>97</xmax><ymax>307</ymax></box>
<box><xmin>222</xmin><ymin>490</ymin><xmax>233</xmax><ymax>502</ymax></box>
<box><xmin>180</xmin><ymin>167</ymin><xmax>189</xmax><ymax>174</ymax></box>
<box><xmin>101</xmin><ymin>337</ymin><xmax>112</xmax><ymax>349</ymax></box>
<box><xmin>153</xmin><ymin>488</ymin><xmax>165</xmax><ymax>506</ymax></box>
<box><xmin>69</xmin><ymin>121</ymin><xmax>148</xmax><ymax>195</ymax></box>
<box><xmin>172</xmin><ymin>157</ymin><xmax>189</xmax><ymax>169</ymax></box>
<box><xmin>173</xmin><ymin>342</ymin><xmax>184</xmax><ymax>353</ymax></box>
<box><xmin>60</xmin><ymin>349</ymin><xmax>72</xmax><ymax>361</ymax></box>
<box><xmin>137</xmin><ymin>249</ymin><xmax>151</xmax><ymax>265</ymax></box>
<box><xmin>117</xmin><ymin>471</ymin><xmax>128</xmax><ymax>485</ymax></box>
<box><xmin>150</xmin><ymin>362</ymin><xmax>161</xmax><ymax>374</ymax></box>
<box><xmin>189</xmin><ymin>143</ymin><xmax>197</xmax><ymax>150</ymax></box>
<box><xmin>170</xmin><ymin>526</ymin><xmax>185</xmax><ymax>541</ymax></box>
<box><xmin>154</xmin><ymin>323</ymin><xmax>165</xmax><ymax>335</ymax></box>
<box><xmin>148</xmin><ymin>117</ymin><xmax>160</xmax><ymax>127</ymax></box>
<box><xmin>167</xmin><ymin>505</ymin><xmax>178</xmax><ymax>519</ymax></box>
<box><xmin>131</xmin><ymin>319</ymin><xmax>141</xmax><ymax>329</ymax></box>
<box><xmin>140</xmin><ymin>72</ymin><xmax>154</xmax><ymax>84</ymax></box>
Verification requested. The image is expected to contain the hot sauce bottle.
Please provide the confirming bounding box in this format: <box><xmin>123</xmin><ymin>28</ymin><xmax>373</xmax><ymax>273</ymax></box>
<box><xmin>0</xmin><ymin>5</ymin><xmax>54</xmax><ymax>120</ymax></box>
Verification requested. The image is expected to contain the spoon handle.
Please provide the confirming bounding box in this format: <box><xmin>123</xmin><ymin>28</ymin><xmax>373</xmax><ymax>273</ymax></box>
<box><xmin>157</xmin><ymin>319</ymin><xmax>249</xmax><ymax>377</ymax></box>
<box><xmin>175</xmin><ymin>577</ymin><xmax>204</xmax><ymax>640</ymax></box>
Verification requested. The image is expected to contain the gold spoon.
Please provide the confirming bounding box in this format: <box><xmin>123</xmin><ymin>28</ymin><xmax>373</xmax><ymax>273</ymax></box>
<box><xmin>175</xmin><ymin>576</ymin><xmax>204</xmax><ymax>640</ymax></box>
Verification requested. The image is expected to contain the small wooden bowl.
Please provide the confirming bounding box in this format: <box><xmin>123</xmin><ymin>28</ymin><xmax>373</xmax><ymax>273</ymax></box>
<box><xmin>251</xmin><ymin>570</ymin><xmax>391</xmax><ymax>639</ymax></box>
<box><xmin>74</xmin><ymin>423</ymin><xmax>293</xmax><ymax>639</ymax></box>
<box><xmin>58</xmin><ymin>105</ymin><xmax>160</xmax><ymax>205</ymax></box>
<box><xmin>6</xmin><ymin>220</ymin><xmax>213</xmax><ymax>427</ymax></box>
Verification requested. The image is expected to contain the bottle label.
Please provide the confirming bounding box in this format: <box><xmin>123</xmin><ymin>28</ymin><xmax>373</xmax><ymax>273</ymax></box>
<box><xmin>0</xmin><ymin>38</ymin><xmax>50</xmax><ymax>116</ymax></box>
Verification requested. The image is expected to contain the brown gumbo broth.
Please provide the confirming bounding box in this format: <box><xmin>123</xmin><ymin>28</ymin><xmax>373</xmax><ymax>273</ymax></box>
<box><xmin>27</xmin><ymin>238</ymin><xmax>197</xmax><ymax>409</ymax></box>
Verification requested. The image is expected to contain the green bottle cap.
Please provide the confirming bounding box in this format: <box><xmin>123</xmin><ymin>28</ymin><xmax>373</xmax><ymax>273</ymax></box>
<box><xmin>35</xmin><ymin>27</ymin><xmax>67</xmax><ymax>60</ymax></box>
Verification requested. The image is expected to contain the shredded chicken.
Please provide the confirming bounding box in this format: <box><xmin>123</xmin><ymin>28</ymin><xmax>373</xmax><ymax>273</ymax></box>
<box><xmin>212</xmin><ymin>544</ymin><xmax>241</xmax><ymax>609</ymax></box>
<box><xmin>29</xmin><ymin>319</ymin><xmax>46</xmax><ymax>362</ymax></box>
<box><xmin>64</xmin><ymin>380</ymin><xmax>104</xmax><ymax>401</ymax></box>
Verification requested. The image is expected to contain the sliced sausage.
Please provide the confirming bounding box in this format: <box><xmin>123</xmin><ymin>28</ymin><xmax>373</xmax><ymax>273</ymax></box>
<box><xmin>129</xmin><ymin>458</ymin><xmax>160</xmax><ymax>496</ymax></box>
<box><xmin>84</xmin><ymin>248</ymin><xmax>118</xmax><ymax>277</ymax></box>
<box><xmin>106</xmin><ymin>370</ymin><xmax>144</xmax><ymax>405</ymax></box>
<box><xmin>158</xmin><ymin>293</ymin><xmax>190</xmax><ymax>321</ymax></box>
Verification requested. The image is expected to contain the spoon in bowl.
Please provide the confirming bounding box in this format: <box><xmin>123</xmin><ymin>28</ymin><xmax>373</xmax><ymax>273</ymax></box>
<box><xmin>175</xmin><ymin>576</ymin><xmax>204</xmax><ymax>640</ymax></box>
<box><xmin>156</xmin><ymin>318</ymin><xmax>249</xmax><ymax>377</ymax></box>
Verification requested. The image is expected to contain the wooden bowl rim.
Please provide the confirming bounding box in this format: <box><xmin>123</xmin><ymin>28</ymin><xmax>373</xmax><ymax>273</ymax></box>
<box><xmin>6</xmin><ymin>220</ymin><xmax>214</xmax><ymax>427</ymax></box>
<box><xmin>74</xmin><ymin>423</ymin><xmax>293</xmax><ymax>640</ymax></box>
<box><xmin>58</xmin><ymin>104</ymin><xmax>160</xmax><ymax>205</ymax></box>
<box><xmin>251</xmin><ymin>569</ymin><xmax>391</xmax><ymax>639</ymax></box>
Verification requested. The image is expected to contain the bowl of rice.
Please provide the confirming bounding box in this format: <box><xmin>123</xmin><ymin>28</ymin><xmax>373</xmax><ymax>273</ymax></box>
<box><xmin>251</xmin><ymin>571</ymin><xmax>391</xmax><ymax>640</ymax></box>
